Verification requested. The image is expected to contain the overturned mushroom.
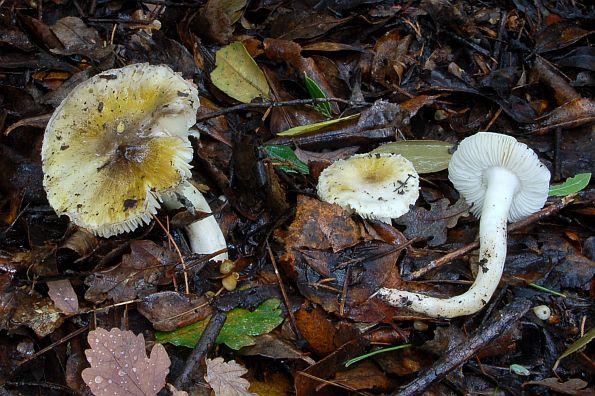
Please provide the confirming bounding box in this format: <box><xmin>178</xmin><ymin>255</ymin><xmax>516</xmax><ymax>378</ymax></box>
<box><xmin>376</xmin><ymin>132</ymin><xmax>550</xmax><ymax>317</ymax></box>
<box><xmin>42</xmin><ymin>63</ymin><xmax>227</xmax><ymax>260</ymax></box>
<box><xmin>317</xmin><ymin>152</ymin><xmax>419</xmax><ymax>223</ymax></box>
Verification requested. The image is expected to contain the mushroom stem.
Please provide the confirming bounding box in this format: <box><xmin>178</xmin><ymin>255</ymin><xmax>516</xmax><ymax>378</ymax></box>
<box><xmin>376</xmin><ymin>167</ymin><xmax>519</xmax><ymax>318</ymax></box>
<box><xmin>161</xmin><ymin>182</ymin><xmax>228</xmax><ymax>261</ymax></box>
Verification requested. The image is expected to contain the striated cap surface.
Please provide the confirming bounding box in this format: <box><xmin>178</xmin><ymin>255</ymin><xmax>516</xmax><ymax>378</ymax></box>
<box><xmin>42</xmin><ymin>63</ymin><xmax>199</xmax><ymax>237</ymax></box>
<box><xmin>317</xmin><ymin>152</ymin><xmax>419</xmax><ymax>222</ymax></box>
<box><xmin>448</xmin><ymin>132</ymin><xmax>551</xmax><ymax>222</ymax></box>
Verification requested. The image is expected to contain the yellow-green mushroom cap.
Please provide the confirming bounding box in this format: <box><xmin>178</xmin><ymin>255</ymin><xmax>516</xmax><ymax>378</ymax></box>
<box><xmin>317</xmin><ymin>153</ymin><xmax>419</xmax><ymax>223</ymax></box>
<box><xmin>42</xmin><ymin>63</ymin><xmax>200</xmax><ymax>237</ymax></box>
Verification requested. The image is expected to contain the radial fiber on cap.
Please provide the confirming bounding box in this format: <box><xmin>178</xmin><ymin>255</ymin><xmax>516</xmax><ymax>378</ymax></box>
<box><xmin>317</xmin><ymin>153</ymin><xmax>419</xmax><ymax>222</ymax></box>
<box><xmin>42</xmin><ymin>64</ymin><xmax>200</xmax><ymax>237</ymax></box>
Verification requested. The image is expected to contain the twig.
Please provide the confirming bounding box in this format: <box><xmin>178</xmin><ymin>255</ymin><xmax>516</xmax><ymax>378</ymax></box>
<box><xmin>5</xmin><ymin>381</ymin><xmax>79</xmax><ymax>396</ymax></box>
<box><xmin>266</xmin><ymin>242</ymin><xmax>302</xmax><ymax>343</ymax></box>
<box><xmin>409</xmin><ymin>195</ymin><xmax>575</xmax><ymax>279</ymax></box>
<box><xmin>153</xmin><ymin>214</ymin><xmax>189</xmax><ymax>294</ymax></box>
<box><xmin>195</xmin><ymin>97</ymin><xmax>370</xmax><ymax>122</ymax></box>
<box><xmin>392</xmin><ymin>298</ymin><xmax>532</xmax><ymax>396</ymax></box>
<box><xmin>17</xmin><ymin>325</ymin><xmax>89</xmax><ymax>367</ymax></box>
<box><xmin>174</xmin><ymin>311</ymin><xmax>227</xmax><ymax>389</ymax></box>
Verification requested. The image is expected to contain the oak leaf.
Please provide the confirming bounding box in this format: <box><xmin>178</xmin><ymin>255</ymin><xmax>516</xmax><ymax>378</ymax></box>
<box><xmin>82</xmin><ymin>328</ymin><xmax>170</xmax><ymax>396</ymax></box>
<box><xmin>205</xmin><ymin>357</ymin><xmax>256</xmax><ymax>396</ymax></box>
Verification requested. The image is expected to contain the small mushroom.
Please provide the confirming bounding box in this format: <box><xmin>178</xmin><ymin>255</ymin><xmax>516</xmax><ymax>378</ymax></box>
<box><xmin>42</xmin><ymin>63</ymin><xmax>227</xmax><ymax>260</ymax></box>
<box><xmin>377</xmin><ymin>132</ymin><xmax>550</xmax><ymax>318</ymax></box>
<box><xmin>317</xmin><ymin>152</ymin><xmax>419</xmax><ymax>223</ymax></box>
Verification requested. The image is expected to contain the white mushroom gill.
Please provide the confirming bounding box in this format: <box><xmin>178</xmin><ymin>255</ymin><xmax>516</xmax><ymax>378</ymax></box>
<box><xmin>376</xmin><ymin>132</ymin><xmax>550</xmax><ymax>318</ymax></box>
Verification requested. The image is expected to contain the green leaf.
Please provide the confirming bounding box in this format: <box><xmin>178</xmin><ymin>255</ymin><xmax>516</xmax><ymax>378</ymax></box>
<box><xmin>510</xmin><ymin>364</ymin><xmax>531</xmax><ymax>376</ymax></box>
<box><xmin>371</xmin><ymin>140</ymin><xmax>453</xmax><ymax>174</ymax></box>
<box><xmin>304</xmin><ymin>73</ymin><xmax>331</xmax><ymax>118</ymax></box>
<box><xmin>211</xmin><ymin>42</ymin><xmax>270</xmax><ymax>103</ymax></box>
<box><xmin>221</xmin><ymin>0</ymin><xmax>246</xmax><ymax>24</ymax></box>
<box><xmin>276</xmin><ymin>113</ymin><xmax>360</xmax><ymax>137</ymax></box>
<box><xmin>344</xmin><ymin>344</ymin><xmax>411</xmax><ymax>367</ymax></box>
<box><xmin>155</xmin><ymin>299</ymin><xmax>284</xmax><ymax>350</ymax></box>
<box><xmin>555</xmin><ymin>327</ymin><xmax>595</xmax><ymax>369</ymax></box>
<box><xmin>263</xmin><ymin>145</ymin><xmax>310</xmax><ymax>175</ymax></box>
<box><xmin>548</xmin><ymin>173</ymin><xmax>591</xmax><ymax>197</ymax></box>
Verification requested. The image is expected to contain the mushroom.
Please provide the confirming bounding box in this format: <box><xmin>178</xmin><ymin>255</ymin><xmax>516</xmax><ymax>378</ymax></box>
<box><xmin>317</xmin><ymin>152</ymin><xmax>419</xmax><ymax>223</ymax></box>
<box><xmin>42</xmin><ymin>63</ymin><xmax>227</xmax><ymax>260</ymax></box>
<box><xmin>376</xmin><ymin>132</ymin><xmax>550</xmax><ymax>317</ymax></box>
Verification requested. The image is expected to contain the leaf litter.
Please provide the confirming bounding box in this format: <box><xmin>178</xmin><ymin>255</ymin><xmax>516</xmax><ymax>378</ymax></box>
<box><xmin>0</xmin><ymin>0</ymin><xmax>593</xmax><ymax>395</ymax></box>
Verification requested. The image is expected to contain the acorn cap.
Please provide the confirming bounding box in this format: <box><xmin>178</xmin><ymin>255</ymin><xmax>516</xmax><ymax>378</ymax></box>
<box><xmin>317</xmin><ymin>152</ymin><xmax>419</xmax><ymax>222</ymax></box>
<box><xmin>448</xmin><ymin>132</ymin><xmax>550</xmax><ymax>222</ymax></box>
<box><xmin>42</xmin><ymin>63</ymin><xmax>199</xmax><ymax>237</ymax></box>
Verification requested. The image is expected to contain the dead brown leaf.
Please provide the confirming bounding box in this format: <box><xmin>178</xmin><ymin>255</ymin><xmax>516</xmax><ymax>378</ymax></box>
<box><xmin>47</xmin><ymin>279</ymin><xmax>79</xmax><ymax>314</ymax></box>
<box><xmin>137</xmin><ymin>291</ymin><xmax>213</xmax><ymax>332</ymax></box>
<box><xmin>524</xmin><ymin>378</ymin><xmax>594</xmax><ymax>396</ymax></box>
<box><xmin>285</xmin><ymin>195</ymin><xmax>367</xmax><ymax>253</ymax></box>
<box><xmin>85</xmin><ymin>240</ymin><xmax>177</xmax><ymax>304</ymax></box>
<box><xmin>205</xmin><ymin>357</ymin><xmax>256</xmax><ymax>396</ymax></box>
<box><xmin>394</xmin><ymin>198</ymin><xmax>470</xmax><ymax>246</ymax></box>
<box><xmin>82</xmin><ymin>327</ymin><xmax>170</xmax><ymax>396</ymax></box>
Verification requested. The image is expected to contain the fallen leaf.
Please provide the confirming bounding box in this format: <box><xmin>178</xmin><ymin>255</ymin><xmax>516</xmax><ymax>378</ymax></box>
<box><xmin>84</xmin><ymin>240</ymin><xmax>177</xmax><ymax>304</ymax></box>
<box><xmin>82</xmin><ymin>328</ymin><xmax>170</xmax><ymax>396</ymax></box>
<box><xmin>285</xmin><ymin>195</ymin><xmax>367</xmax><ymax>253</ymax></box>
<box><xmin>156</xmin><ymin>299</ymin><xmax>284</xmax><ymax>350</ymax></box>
<box><xmin>137</xmin><ymin>291</ymin><xmax>213</xmax><ymax>332</ymax></box>
<box><xmin>394</xmin><ymin>198</ymin><xmax>470</xmax><ymax>246</ymax></box>
<box><xmin>47</xmin><ymin>279</ymin><xmax>79</xmax><ymax>314</ymax></box>
<box><xmin>549</xmin><ymin>173</ymin><xmax>592</xmax><ymax>196</ymax></box>
<box><xmin>531</xmin><ymin>98</ymin><xmax>595</xmax><ymax>133</ymax></box>
<box><xmin>372</xmin><ymin>140</ymin><xmax>454</xmax><ymax>174</ymax></box>
<box><xmin>211</xmin><ymin>42</ymin><xmax>270</xmax><ymax>103</ymax></box>
<box><xmin>524</xmin><ymin>378</ymin><xmax>594</xmax><ymax>395</ymax></box>
<box><xmin>205</xmin><ymin>357</ymin><xmax>256</xmax><ymax>396</ymax></box>
<box><xmin>276</xmin><ymin>113</ymin><xmax>360</xmax><ymax>136</ymax></box>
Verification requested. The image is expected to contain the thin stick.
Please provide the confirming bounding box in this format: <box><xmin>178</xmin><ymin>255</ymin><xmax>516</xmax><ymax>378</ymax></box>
<box><xmin>409</xmin><ymin>196</ymin><xmax>575</xmax><ymax>280</ymax></box>
<box><xmin>18</xmin><ymin>325</ymin><xmax>89</xmax><ymax>366</ymax></box>
<box><xmin>174</xmin><ymin>311</ymin><xmax>227</xmax><ymax>389</ymax></box>
<box><xmin>196</xmin><ymin>97</ymin><xmax>370</xmax><ymax>122</ymax></box>
<box><xmin>266</xmin><ymin>242</ymin><xmax>301</xmax><ymax>341</ymax></box>
<box><xmin>393</xmin><ymin>298</ymin><xmax>532</xmax><ymax>396</ymax></box>
<box><xmin>153</xmin><ymin>214</ymin><xmax>190</xmax><ymax>294</ymax></box>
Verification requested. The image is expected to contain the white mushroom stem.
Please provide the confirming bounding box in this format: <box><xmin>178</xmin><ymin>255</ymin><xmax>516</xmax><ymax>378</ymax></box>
<box><xmin>161</xmin><ymin>182</ymin><xmax>228</xmax><ymax>261</ymax></box>
<box><xmin>376</xmin><ymin>167</ymin><xmax>519</xmax><ymax>318</ymax></box>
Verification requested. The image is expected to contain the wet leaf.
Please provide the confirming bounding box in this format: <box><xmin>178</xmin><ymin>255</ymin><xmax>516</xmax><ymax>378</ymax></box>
<box><xmin>84</xmin><ymin>240</ymin><xmax>177</xmax><ymax>304</ymax></box>
<box><xmin>81</xmin><ymin>328</ymin><xmax>170</xmax><ymax>396</ymax></box>
<box><xmin>47</xmin><ymin>279</ymin><xmax>79</xmax><ymax>314</ymax></box>
<box><xmin>137</xmin><ymin>291</ymin><xmax>213</xmax><ymax>332</ymax></box>
<box><xmin>50</xmin><ymin>17</ymin><xmax>113</xmax><ymax>60</ymax></box>
<box><xmin>304</xmin><ymin>73</ymin><xmax>332</xmax><ymax>118</ymax></box>
<box><xmin>554</xmin><ymin>327</ymin><xmax>595</xmax><ymax>370</ymax></box>
<box><xmin>284</xmin><ymin>195</ymin><xmax>367</xmax><ymax>253</ymax></box>
<box><xmin>525</xmin><ymin>378</ymin><xmax>593</xmax><ymax>395</ymax></box>
<box><xmin>371</xmin><ymin>140</ymin><xmax>454</xmax><ymax>174</ymax></box>
<box><xmin>262</xmin><ymin>145</ymin><xmax>310</xmax><ymax>174</ymax></box>
<box><xmin>276</xmin><ymin>113</ymin><xmax>360</xmax><ymax>136</ymax></box>
<box><xmin>205</xmin><ymin>357</ymin><xmax>256</xmax><ymax>396</ymax></box>
<box><xmin>394</xmin><ymin>198</ymin><xmax>469</xmax><ymax>246</ymax></box>
<box><xmin>155</xmin><ymin>299</ymin><xmax>284</xmax><ymax>350</ymax></box>
<box><xmin>548</xmin><ymin>173</ymin><xmax>591</xmax><ymax>197</ymax></box>
<box><xmin>532</xmin><ymin>98</ymin><xmax>595</xmax><ymax>133</ymax></box>
<box><xmin>211</xmin><ymin>42</ymin><xmax>270</xmax><ymax>103</ymax></box>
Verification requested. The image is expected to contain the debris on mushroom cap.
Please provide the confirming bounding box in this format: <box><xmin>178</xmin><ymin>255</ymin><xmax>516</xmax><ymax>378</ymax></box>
<box><xmin>448</xmin><ymin>132</ymin><xmax>551</xmax><ymax>222</ymax></box>
<box><xmin>317</xmin><ymin>152</ymin><xmax>419</xmax><ymax>222</ymax></box>
<box><xmin>42</xmin><ymin>63</ymin><xmax>200</xmax><ymax>237</ymax></box>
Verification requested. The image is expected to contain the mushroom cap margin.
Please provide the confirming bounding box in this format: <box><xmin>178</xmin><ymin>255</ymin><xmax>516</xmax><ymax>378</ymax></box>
<box><xmin>41</xmin><ymin>63</ymin><xmax>200</xmax><ymax>237</ymax></box>
<box><xmin>447</xmin><ymin>132</ymin><xmax>551</xmax><ymax>222</ymax></box>
<box><xmin>317</xmin><ymin>152</ymin><xmax>420</xmax><ymax>222</ymax></box>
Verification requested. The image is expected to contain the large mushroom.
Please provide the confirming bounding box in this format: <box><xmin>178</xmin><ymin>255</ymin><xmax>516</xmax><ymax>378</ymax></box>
<box><xmin>376</xmin><ymin>132</ymin><xmax>550</xmax><ymax>318</ymax></box>
<box><xmin>317</xmin><ymin>152</ymin><xmax>420</xmax><ymax>223</ymax></box>
<box><xmin>42</xmin><ymin>63</ymin><xmax>227</xmax><ymax>260</ymax></box>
